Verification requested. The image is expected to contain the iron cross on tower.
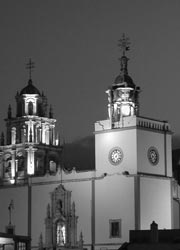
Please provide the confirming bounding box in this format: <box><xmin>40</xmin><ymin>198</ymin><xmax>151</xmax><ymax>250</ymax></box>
<box><xmin>26</xmin><ymin>58</ymin><xmax>35</xmax><ymax>80</ymax></box>
<box><xmin>118</xmin><ymin>33</ymin><xmax>131</xmax><ymax>56</ymax></box>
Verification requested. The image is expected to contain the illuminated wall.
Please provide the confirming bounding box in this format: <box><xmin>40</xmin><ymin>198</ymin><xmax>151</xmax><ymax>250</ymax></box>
<box><xmin>137</xmin><ymin>129</ymin><xmax>172</xmax><ymax>177</ymax></box>
<box><xmin>140</xmin><ymin>177</ymin><xmax>172</xmax><ymax>229</ymax></box>
<box><xmin>95</xmin><ymin>175</ymin><xmax>135</xmax><ymax>244</ymax></box>
<box><xmin>94</xmin><ymin>118</ymin><xmax>173</xmax><ymax>246</ymax></box>
<box><xmin>94</xmin><ymin>128</ymin><xmax>137</xmax><ymax>244</ymax></box>
<box><xmin>95</xmin><ymin>128</ymin><xmax>137</xmax><ymax>176</ymax></box>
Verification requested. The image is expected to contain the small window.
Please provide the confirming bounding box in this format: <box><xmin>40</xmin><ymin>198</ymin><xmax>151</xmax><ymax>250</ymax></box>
<box><xmin>28</xmin><ymin>102</ymin><xmax>33</xmax><ymax>115</ymax></box>
<box><xmin>17</xmin><ymin>152</ymin><xmax>25</xmax><ymax>174</ymax></box>
<box><xmin>18</xmin><ymin>242</ymin><xmax>26</xmax><ymax>250</ymax></box>
<box><xmin>49</xmin><ymin>160</ymin><xmax>57</xmax><ymax>173</ymax></box>
<box><xmin>109</xmin><ymin>219</ymin><xmax>121</xmax><ymax>238</ymax></box>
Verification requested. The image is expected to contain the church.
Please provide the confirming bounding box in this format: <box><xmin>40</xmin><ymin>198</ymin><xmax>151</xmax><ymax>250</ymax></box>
<box><xmin>0</xmin><ymin>34</ymin><xmax>178</xmax><ymax>250</ymax></box>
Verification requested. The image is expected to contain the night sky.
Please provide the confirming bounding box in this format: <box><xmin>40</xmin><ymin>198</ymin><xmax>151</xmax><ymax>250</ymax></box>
<box><xmin>0</xmin><ymin>0</ymin><xmax>180</xmax><ymax>144</ymax></box>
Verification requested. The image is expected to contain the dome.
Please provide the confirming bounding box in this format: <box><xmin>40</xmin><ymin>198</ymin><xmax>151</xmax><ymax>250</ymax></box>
<box><xmin>20</xmin><ymin>79</ymin><xmax>40</xmax><ymax>95</ymax></box>
<box><xmin>114</xmin><ymin>73</ymin><xmax>135</xmax><ymax>89</ymax></box>
<box><xmin>113</xmin><ymin>54</ymin><xmax>135</xmax><ymax>89</ymax></box>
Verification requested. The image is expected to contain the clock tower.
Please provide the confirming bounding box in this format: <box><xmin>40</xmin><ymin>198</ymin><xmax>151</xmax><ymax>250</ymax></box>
<box><xmin>94</xmin><ymin>34</ymin><xmax>173</xmax><ymax>246</ymax></box>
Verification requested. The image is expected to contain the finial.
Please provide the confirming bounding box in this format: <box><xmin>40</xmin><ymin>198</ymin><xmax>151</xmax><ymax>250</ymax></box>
<box><xmin>8</xmin><ymin>104</ymin><xmax>12</xmax><ymax>119</ymax></box>
<box><xmin>49</xmin><ymin>105</ymin><xmax>53</xmax><ymax>118</ymax></box>
<box><xmin>79</xmin><ymin>231</ymin><xmax>84</xmax><ymax>247</ymax></box>
<box><xmin>1</xmin><ymin>132</ymin><xmax>4</xmax><ymax>146</ymax></box>
<box><xmin>8</xmin><ymin>200</ymin><xmax>14</xmax><ymax>225</ymax></box>
<box><xmin>118</xmin><ymin>33</ymin><xmax>130</xmax><ymax>56</ymax></box>
<box><xmin>26</xmin><ymin>58</ymin><xmax>35</xmax><ymax>80</ymax></box>
<box><xmin>117</xmin><ymin>34</ymin><xmax>130</xmax><ymax>75</ymax></box>
<box><xmin>38</xmin><ymin>233</ymin><xmax>43</xmax><ymax>250</ymax></box>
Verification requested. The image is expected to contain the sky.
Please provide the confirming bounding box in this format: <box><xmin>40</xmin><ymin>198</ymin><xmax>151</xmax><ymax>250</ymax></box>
<box><xmin>0</xmin><ymin>0</ymin><xmax>180</xmax><ymax>143</ymax></box>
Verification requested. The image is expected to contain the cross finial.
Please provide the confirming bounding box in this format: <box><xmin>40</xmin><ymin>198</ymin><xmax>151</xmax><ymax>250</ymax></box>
<box><xmin>8</xmin><ymin>200</ymin><xmax>14</xmax><ymax>225</ymax></box>
<box><xmin>118</xmin><ymin>33</ymin><xmax>130</xmax><ymax>56</ymax></box>
<box><xmin>26</xmin><ymin>58</ymin><xmax>35</xmax><ymax>80</ymax></box>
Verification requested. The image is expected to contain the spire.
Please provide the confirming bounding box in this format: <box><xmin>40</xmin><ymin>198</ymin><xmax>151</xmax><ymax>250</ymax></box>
<box><xmin>49</xmin><ymin>105</ymin><xmax>53</xmax><ymax>118</ymax></box>
<box><xmin>118</xmin><ymin>33</ymin><xmax>130</xmax><ymax>76</ymax></box>
<box><xmin>0</xmin><ymin>132</ymin><xmax>4</xmax><ymax>146</ymax></box>
<box><xmin>8</xmin><ymin>104</ymin><xmax>12</xmax><ymax>119</ymax></box>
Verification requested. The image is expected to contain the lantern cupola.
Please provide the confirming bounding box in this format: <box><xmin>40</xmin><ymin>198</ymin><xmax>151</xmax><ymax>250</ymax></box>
<box><xmin>106</xmin><ymin>34</ymin><xmax>140</xmax><ymax>126</ymax></box>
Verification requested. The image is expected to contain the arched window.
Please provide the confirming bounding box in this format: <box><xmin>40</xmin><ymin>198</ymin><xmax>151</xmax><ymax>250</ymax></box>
<box><xmin>49</xmin><ymin>160</ymin><xmax>57</xmax><ymax>173</ymax></box>
<box><xmin>56</xmin><ymin>222</ymin><xmax>66</xmax><ymax>246</ymax></box>
<box><xmin>28</xmin><ymin>102</ymin><xmax>33</xmax><ymax>115</ymax></box>
<box><xmin>3</xmin><ymin>154</ymin><xmax>12</xmax><ymax>178</ymax></box>
<box><xmin>21</xmin><ymin>125</ymin><xmax>26</xmax><ymax>143</ymax></box>
<box><xmin>11</xmin><ymin>127</ymin><xmax>16</xmax><ymax>145</ymax></box>
<box><xmin>56</xmin><ymin>199</ymin><xmax>63</xmax><ymax>214</ymax></box>
<box><xmin>35</xmin><ymin>151</ymin><xmax>45</xmax><ymax>176</ymax></box>
<box><xmin>45</xmin><ymin>127</ymin><xmax>50</xmax><ymax>145</ymax></box>
<box><xmin>17</xmin><ymin>152</ymin><xmax>25</xmax><ymax>173</ymax></box>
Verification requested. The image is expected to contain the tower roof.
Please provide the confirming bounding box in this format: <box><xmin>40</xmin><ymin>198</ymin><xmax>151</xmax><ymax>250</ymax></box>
<box><xmin>114</xmin><ymin>71</ymin><xmax>135</xmax><ymax>88</ymax></box>
<box><xmin>20</xmin><ymin>79</ymin><xmax>40</xmax><ymax>95</ymax></box>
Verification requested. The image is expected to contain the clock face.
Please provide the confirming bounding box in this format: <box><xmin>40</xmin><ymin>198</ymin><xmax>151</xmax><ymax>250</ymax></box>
<box><xmin>109</xmin><ymin>147</ymin><xmax>123</xmax><ymax>165</ymax></box>
<box><xmin>148</xmin><ymin>147</ymin><xmax>159</xmax><ymax>165</ymax></box>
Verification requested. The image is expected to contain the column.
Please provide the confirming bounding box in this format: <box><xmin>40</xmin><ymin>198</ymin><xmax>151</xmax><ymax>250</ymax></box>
<box><xmin>26</xmin><ymin>146</ymin><xmax>37</xmax><ymax>175</ymax></box>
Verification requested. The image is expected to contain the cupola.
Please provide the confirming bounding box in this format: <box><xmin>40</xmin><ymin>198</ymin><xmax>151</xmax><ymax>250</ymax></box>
<box><xmin>20</xmin><ymin>79</ymin><xmax>40</xmax><ymax>95</ymax></box>
<box><xmin>106</xmin><ymin>34</ymin><xmax>140</xmax><ymax>125</ymax></box>
<box><xmin>15</xmin><ymin>59</ymin><xmax>47</xmax><ymax>117</ymax></box>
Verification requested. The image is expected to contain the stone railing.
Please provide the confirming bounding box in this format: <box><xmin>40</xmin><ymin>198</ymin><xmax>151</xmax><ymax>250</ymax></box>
<box><xmin>95</xmin><ymin>116</ymin><xmax>171</xmax><ymax>132</ymax></box>
<box><xmin>137</xmin><ymin>116</ymin><xmax>170</xmax><ymax>132</ymax></box>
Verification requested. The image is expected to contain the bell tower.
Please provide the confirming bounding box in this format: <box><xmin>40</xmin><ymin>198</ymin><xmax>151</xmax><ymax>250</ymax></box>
<box><xmin>94</xmin><ymin>34</ymin><xmax>173</xmax><ymax>245</ymax></box>
<box><xmin>0</xmin><ymin>59</ymin><xmax>61</xmax><ymax>184</ymax></box>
